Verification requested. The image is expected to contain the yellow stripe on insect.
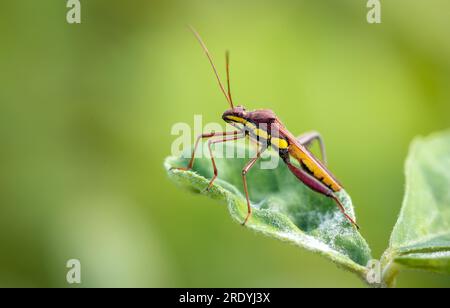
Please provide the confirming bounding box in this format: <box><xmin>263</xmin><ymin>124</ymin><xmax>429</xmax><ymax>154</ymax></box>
<box><xmin>225</xmin><ymin>116</ymin><xmax>287</xmax><ymax>149</ymax></box>
<box><xmin>228</xmin><ymin>117</ymin><xmax>270</xmax><ymax>140</ymax></box>
<box><xmin>226</xmin><ymin>116</ymin><xmax>247</xmax><ymax>124</ymax></box>
<box><xmin>272</xmin><ymin>137</ymin><xmax>288</xmax><ymax>149</ymax></box>
<box><xmin>254</xmin><ymin>128</ymin><xmax>269</xmax><ymax>140</ymax></box>
<box><xmin>289</xmin><ymin>145</ymin><xmax>341</xmax><ymax>192</ymax></box>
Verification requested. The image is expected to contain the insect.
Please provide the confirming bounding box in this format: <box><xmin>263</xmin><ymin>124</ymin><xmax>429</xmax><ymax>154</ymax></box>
<box><xmin>173</xmin><ymin>27</ymin><xmax>359</xmax><ymax>229</ymax></box>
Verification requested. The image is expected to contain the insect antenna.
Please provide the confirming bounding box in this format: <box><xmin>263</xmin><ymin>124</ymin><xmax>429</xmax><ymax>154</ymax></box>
<box><xmin>225</xmin><ymin>50</ymin><xmax>234</xmax><ymax>107</ymax></box>
<box><xmin>188</xmin><ymin>25</ymin><xmax>234</xmax><ymax>109</ymax></box>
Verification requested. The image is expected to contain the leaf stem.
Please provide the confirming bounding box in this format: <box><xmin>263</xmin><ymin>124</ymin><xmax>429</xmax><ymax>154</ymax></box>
<box><xmin>381</xmin><ymin>250</ymin><xmax>400</xmax><ymax>288</ymax></box>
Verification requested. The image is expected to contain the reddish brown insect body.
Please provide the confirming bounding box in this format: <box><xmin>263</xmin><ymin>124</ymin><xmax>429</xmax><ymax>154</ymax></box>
<box><xmin>172</xmin><ymin>27</ymin><xmax>359</xmax><ymax>229</ymax></box>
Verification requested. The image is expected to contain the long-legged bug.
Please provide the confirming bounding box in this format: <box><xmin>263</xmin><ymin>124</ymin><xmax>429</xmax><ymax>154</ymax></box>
<box><xmin>172</xmin><ymin>27</ymin><xmax>359</xmax><ymax>229</ymax></box>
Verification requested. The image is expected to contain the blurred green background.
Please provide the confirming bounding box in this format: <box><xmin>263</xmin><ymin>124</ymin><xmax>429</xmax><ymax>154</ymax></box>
<box><xmin>0</xmin><ymin>0</ymin><xmax>449</xmax><ymax>287</ymax></box>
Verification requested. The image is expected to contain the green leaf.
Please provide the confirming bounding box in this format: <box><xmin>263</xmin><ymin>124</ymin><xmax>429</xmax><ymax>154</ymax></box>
<box><xmin>165</xmin><ymin>142</ymin><xmax>372</xmax><ymax>280</ymax></box>
<box><xmin>383</xmin><ymin>130</ymin><xmax>450</xmax><ymax>285</ymax></box>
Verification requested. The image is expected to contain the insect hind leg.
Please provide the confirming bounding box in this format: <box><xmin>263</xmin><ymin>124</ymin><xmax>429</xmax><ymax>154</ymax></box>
<box><xmin>285</xmin><ymin>159</ymin><xmax>359</xmax><ymax>229</ymax></box>
<box><xmin>297</xmin><ymin>131</ymin><xmax>327</xmax><ymax>165</ymax></box>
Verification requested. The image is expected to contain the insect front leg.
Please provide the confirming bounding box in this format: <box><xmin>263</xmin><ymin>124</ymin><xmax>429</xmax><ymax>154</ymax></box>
<box><xmin>205</xmin><ymin>132</ymin><xmax>246</xmax><ymax>190</ymax></box>
<box><xmin>241</xmin><ymin>147</ymin><xmax>267</xmax><ymax>226</ymax></box>
<box><xmin>297</xmin><ymin>131</ymin><xmax>327</xmax><ymax>165</ymax></box>
<box><xmin>284</xmin><ymin>159</ymin><xmax>359</xmax><ymax>229</ymax></box>
<box><xmin>171</xmin><ymin>130</ymin><xmax>241</xmax><ymax>172</ymax></box>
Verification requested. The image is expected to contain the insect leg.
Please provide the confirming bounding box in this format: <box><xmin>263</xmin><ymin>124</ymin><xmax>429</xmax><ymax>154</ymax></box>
<box><xmin>171</xmin><ymin>130</ymin><xmax>240</xmax><ymax>171</ymax></box>
<box><xmin>297</xmin><ymin>131</ymin><xmax>327</xmax><ymax>165</ymax></box>
<box><xmin>241</xmin><ymin>147</ymin><xmax>267</xmax><ymax>226</ymax></box>
<box><xmin>206</xmin><ymin>132</ymin><xmax>246</xmax><ymax>190</ymax></box>
<box><xmin>285</xmin><ymin>159</ymin><xmax>359</xmax><ymax>229</ymax></box>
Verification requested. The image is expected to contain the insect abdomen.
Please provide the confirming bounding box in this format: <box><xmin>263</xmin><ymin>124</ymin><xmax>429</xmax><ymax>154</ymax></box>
<box><xmin>288</xmin><ymin>145</ymin><xmax>341</xmax><ymax>192</ymax></box>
